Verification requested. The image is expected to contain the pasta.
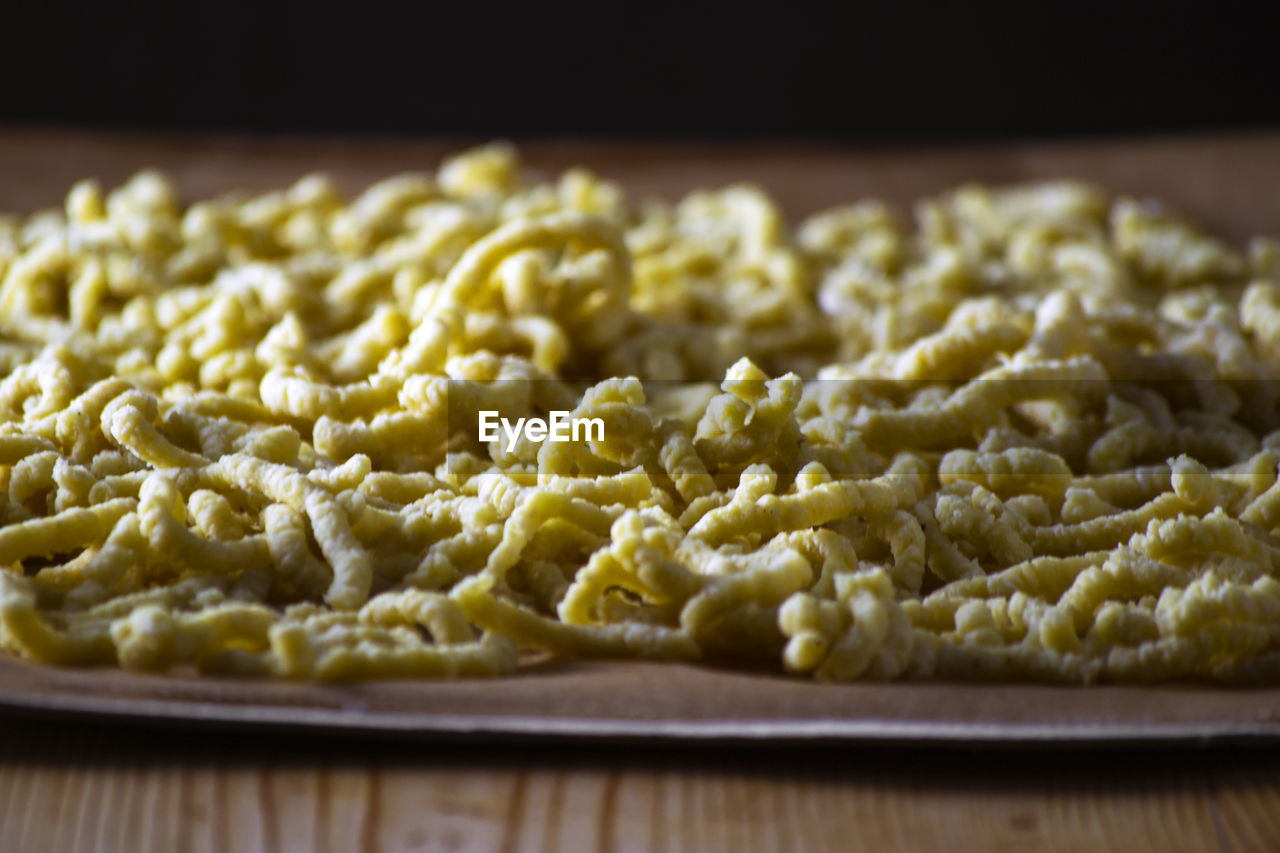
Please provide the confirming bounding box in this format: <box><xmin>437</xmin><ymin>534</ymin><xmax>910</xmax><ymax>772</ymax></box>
<box><xmin>1</xmin><ymin>144</ymin><xmax>1279</xmax><ymax>684</ymax></box>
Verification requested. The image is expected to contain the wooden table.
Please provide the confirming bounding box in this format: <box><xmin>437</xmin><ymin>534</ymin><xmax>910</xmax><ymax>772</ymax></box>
<box><xmin>2</xmin><ymin>128</ymin><xmax>1280</xmax><ymax>852</ymax></box>
<box><xmin>3</xmin><ymin>713</ymin><xmax>1280</xmax><ymax>852</ymax></box>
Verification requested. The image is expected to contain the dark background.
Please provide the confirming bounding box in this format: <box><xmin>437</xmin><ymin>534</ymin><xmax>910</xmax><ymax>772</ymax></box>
<box><xmin>3</xmin><ymin>1</ymin><xmax>1278</xmax><ymax>141</ymax></box>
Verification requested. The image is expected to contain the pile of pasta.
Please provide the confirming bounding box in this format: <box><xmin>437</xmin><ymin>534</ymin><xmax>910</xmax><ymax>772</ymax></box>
<box><xmin>3</xmin><ymin>144</ymin><xmax>1280</xmax><ymax>683</ymax></box>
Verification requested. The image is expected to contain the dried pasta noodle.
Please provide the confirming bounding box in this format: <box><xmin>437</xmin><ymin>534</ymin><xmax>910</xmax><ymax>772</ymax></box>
<box><xmin>1</xmin><ymin>145</ymin><xmax>1279</xmax><ymax>683</ymax></box>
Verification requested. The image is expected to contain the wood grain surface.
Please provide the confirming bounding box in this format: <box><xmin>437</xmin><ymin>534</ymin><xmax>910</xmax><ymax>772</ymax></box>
<box><xmin>2</xmin><ymin>128</ymin><xmax>1280</xmax><ymax>851</ymax></box>
<box><xmin>3</xmin><ymin>713</ymin><xmax>1280</xmax><ymax>852</ymax></box>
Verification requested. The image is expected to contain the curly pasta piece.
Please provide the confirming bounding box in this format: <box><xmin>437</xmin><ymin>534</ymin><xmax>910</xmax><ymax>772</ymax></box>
<box><xmin>656</xmin><ymin>420</ymin><xmax>716</xmax><ymax>502</ymax></box>
<box><xmin>856</xmin><ymin>356</ymin><xmax>1108</xmax><ymax>449</ymax></box>
<box><xmin>689</xmin><ymin>454</ymin><xmax>927</xmax><ymax>546</ymax></box>
<box><xmin>303</xmin><ymin>631</ymin><xmax>518</xmax><ymax>681</ymax></box>
<box><xmin>63</xmin><ymin>512</ymin><xmax>148</xmax><ymax>609</ymax></box>
<box><xmin>679</xmin><ymin>546</ymin><xmax>812</xmax><ymax>639</ymax></box>
<box><xmin>208</xmin><ymin>454</ymin><xmax>371</xmax><ymax>609</ymax></box>
<box><xmin>936</xmin><ymin>483</ymin><xmax>1034</xmax><ymax>567</ymax></box>
<box><xmin>1028</xmin><ymin>491</ymin><xmax>1188</xmax><ymax>556</ymax></box>
<box><xmin>781</xmin><ymin>569</ymin><xmax>913</xmax><ymax>681</ymax></box>
<box><xmin>359</xmin><ymin>588</ymin><xmax>476</xmax><ymax>643</ymax></box>
<box><xmin>452</xmin><ymin>576</ymin><xmax>698</xmax><ymax>661</ymax></box>
<box><xmin>558</xmin><ymin>509</ymin><xmax>701</xmax><ymax>625</ymax></box>
<box><xmin>259</xmin><ymin>370</ymin><xmax>398</xmax><ymax>421</ymax></box>
<box><xmin>0</xmin><ymin>573</ymin><xmax>117</xmax><ymax>664</ymax></box>
<box><xmin>109</xmin><ymin>601</ymin><xmax>277</xmax><ymax>673</ymax></box>
<box><xmin>139</xmin><ymin>473</ymin><xmax>270</xmax><ymax>572</ymax></box>
<box><xmin>938</xmin><ymin>447</ymin><xmax>1074</xmax><ymax>504</ymax></box>
<box><xmin>0</xmin><ymin>497</ymin><xmax>136</xmax><ymax>566</ymax></box>
<box><xmin>936</xmin><ymin>551</ymin><xmax>1110</xmax><ymax>603</ymax></box>
<box><xmin>0</xmin><ymin>433</ymin><xmax>57</xmax><ymax>465</ymax></box>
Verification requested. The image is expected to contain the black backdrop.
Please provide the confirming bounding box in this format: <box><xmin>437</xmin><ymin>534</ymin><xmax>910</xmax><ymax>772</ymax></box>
<box><xmin>4</xmin><ymin>0</ymin><xmax>1278</xmax><ymax>140</ymax></box>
